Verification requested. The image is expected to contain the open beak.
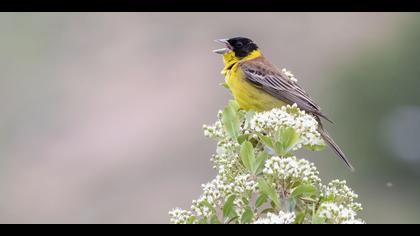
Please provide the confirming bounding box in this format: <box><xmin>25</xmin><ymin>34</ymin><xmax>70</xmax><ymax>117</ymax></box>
<box><xmin>213</xmin><ymin>38</ymin><xmax>231</xmax><ymax>54</ymax></box>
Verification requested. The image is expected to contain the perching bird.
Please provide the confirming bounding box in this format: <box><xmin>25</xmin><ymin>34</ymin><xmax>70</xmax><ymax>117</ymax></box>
<box><xmin>213</xmin><ymin>37</ymin><xmax>354</xmax><ymax>170</ymax></box>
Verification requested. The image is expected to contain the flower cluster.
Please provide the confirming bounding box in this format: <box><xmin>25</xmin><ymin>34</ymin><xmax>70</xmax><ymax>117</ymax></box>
<box><xmin>254</xmin><ymin>211</ymin><xmax>296</xmax><ymax>224</ymax></box>
<box><xmin>320</xmin><ymin>180</ymin><xmax>363</xmax><ymax>212</ymax></box>
<box><xmin>282</xmin><ymin>68</ymin><xmax>299</xmax><ymax>83</ymax></box>
<box><xmin>170</xmin><ymin>101</ymin><xmax>364</xmax><ymax>224</ymax></box>
<box><xmin>317</xmin><ymin>202</ymin><xmax>364</xmax><ymax>224</ymax></box>
<box><xmin>168</xmin><ymin>208</ymin><xmax>194</xmax><ymax>224</ymax></box>
<box><xmin>249</xmin><ymin>104</ymin><xmax>325</xmax><ymax>149</ymax></box>
<box><xmin>263</xmin><ymin>156</ymin><xmax>321</xmax><ymax>186</ymax></box>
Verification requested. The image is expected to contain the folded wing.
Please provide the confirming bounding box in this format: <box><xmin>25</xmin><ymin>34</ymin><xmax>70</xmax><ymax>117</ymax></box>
<box><xmin>240</xmin><ymin>58</ymin><xmax>333</xmax><ymax>123</ymax></box>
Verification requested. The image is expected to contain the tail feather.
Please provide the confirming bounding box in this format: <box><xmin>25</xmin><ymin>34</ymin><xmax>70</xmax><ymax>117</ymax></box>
<box><xmin>318</xmin><ymin>127</ymin><xmax>354</xmax><ymax>171</ymax></box>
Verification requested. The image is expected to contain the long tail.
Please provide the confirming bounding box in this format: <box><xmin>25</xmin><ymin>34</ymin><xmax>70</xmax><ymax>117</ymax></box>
<box><xmin>318</xmin><ymin>126</ymin><xmax>354</xmax><ymax>171</ymax></box>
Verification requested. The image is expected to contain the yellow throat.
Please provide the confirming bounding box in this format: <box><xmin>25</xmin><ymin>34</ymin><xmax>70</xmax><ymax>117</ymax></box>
<box><xmin>221</xmin><ymin>49</ymin><xmax>262</xmax><ymax>76</ymax></box>
<box><xmin>220</xmin><ymin>49</ymin><xmax>287</xmax><ymax>111</ymax></box>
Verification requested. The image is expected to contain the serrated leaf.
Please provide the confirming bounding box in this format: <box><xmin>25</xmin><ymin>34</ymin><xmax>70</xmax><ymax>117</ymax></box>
<box><xmin>291</xmin><ymin>184</ymin><xmax>318</xmax><ymax>198</ymax></box>
<box><xmin>240</xmin><ymin>141</ymin><xmax>255</xmax><ymax>171</ymax></box>
<box><xmin>255</xmin><ymin>194</ymin><xmax>268</xmax><ymax>208</ymax></box>
<box><xmin>240</xmin><ymin>207</ymin><xmax>254</xmax><ymax>224</ymax></box>
<box><xmin>254</xmin><ymin>151</ymin><xmax>268</xmax><ymax>175</ymax></box>
<box><xmin>258</xmin><ymin>179</ymin><xmax>280</xmax><ymax>208</ymax></box>
<box><xmin>222</xmin><ymin>101</ymin><xmax>240</xmax><ymax>140</ymax></box>
<box><xmin>223</xmin><ymin>195</ymin><xmax>236</xmax><ymax>219</ymax></box>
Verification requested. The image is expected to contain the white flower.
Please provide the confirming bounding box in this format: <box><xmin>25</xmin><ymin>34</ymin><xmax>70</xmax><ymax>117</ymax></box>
<box><xmin>249</xmin><ymin>104</ymin><xmax>325</xmax><ymax>148</ymax></box>
<box><xmin>320</xmin><ymin>179</ymin><xmax>363</xmax><ymax>212</ymax></box>
<box><xmin>169</xmin><ymin>208</ymin><xmax>194</xmax><ymax>224</ymax></box>
<box><xmin>254</xmin><ymin>211</ymin><xmax>295</xmax><ymax>224</ymax></box>
<box><xmin>170</xmin><ymin>101</ymin><xmax>364</xmax><ymax>224</ymax></box>
<box><xmin>263</xmin><ymin>156</ymin><xmax>321</xmax><ymax>185</ymax></box>
<box><xmin>203</xmin><ymin>120</ymin><xmax>225</xmax><ymax>139</ymax></box>
<box><xmin>282</xmin><ymin>68</ymin><xmax>298</xmax><ymax>82</ymax></box>
<box><xmin>317</xmin><ymin>202</ymin><xmax>364</xmax><ymax>224</ymax></box>
<box><xmin>233</xmin><ymin>174</ymin><xmax>258</xmax><ymax>193</ymax></box>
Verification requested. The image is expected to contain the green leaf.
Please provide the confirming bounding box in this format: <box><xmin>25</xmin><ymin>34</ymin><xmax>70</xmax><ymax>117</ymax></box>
<box><xmin>240</xmin><ymin>141</ymin><xmax>255</xmax><ymax>171</ymax></box>
<box><xmin>281</xmin><ymin>127</ymin><xmax>300</xmax><ymax>150</ymax></box>
<box><xmin>312</xmin><ymin>215</ymin><xmax>326</xmax><ymax>224</ymax></box>
<box><xmin>237</xmin><ymin>134</ymin><xmax>250</xmax><ymax>144</ymax></box>
<box><xmin>201</xmin><ymin>200</ymin><xmax>216</xmax><ymax>214</ymax></box>
<box><xmin>311</xmin><ymin>204</ymin><xmax>326</xmax><ymax>224</ymax></box>
<box><xmin>222</xmin><ymin>100</ymin><xmax>240</xmax><ymax>140</ymax></box>
<box><xmin>255</xmin><ymin>194</ymin><xmax>268</xmax><ymax>208</ymax></box>
<box><xmin>210</xmin><ymin>215</ymin><xmax>221</xmax><ymax>224</ymax></box>
<box><xmin>244</xmin><ymin>110</ymin><xmax>256</xmax><ymax>129</ymax></box>
<box><xmin>259</xmin><ymin>134</ymin><xmax>274</xmax><ymax>148</ymax></box>
<box><xmin>229</xmin><ymin>100</ymin><xmax>240</xmax><ymax>111</ymax></box>
<box><xmin>300</xmin><ymin>197</ymin><xmax>318</xmax><ymax>203</ymax></box>
<box><xmin>259</xmin><ymin>207</ymin><xmax>275</xmax><ymax>215</ymax></box>
<box><xmin>186</xmin><ymin>216</ymin><xmax>196</xmax><ymax>224</ymax></box>
<box><xmin>291</xmin><ymin>184</ymin><xmax>318</xmax><ymax>198</ymax></box>
<box><xmin>275</xmin><ymin>127</ymin><xmax>300</xmax><ymax>154</ymax></box>
<box><xmin>222</xmin><ymin>195</ymin><xmax>236</xmax><ymax>219</ymax></box>
<box><xmin>242</xmin><ymin>196</ymin><xmax>250</xmax><ymax>205</ymax></box>
<box><xmin>198</xmin><ymin>217</ymin><xmax>208</xmax><ymax>224</ymax></box>
<box><xmin>294</xmin><ymin>211</ymin><xmax>306</xmax><ymax>224</ymax></box>
<box><xmin>274</xmin><ymin>141</ymin><xmax>286</xmax><ymax>156</ymax></box>
<box><xmin>245</xmin><ymin>109</ymin><xmax>256</xmax><ymax>121</ymax></box>
<box><xmin>303</xmin><ymin>143</ymin><xmax>326</xmax><ymax>151</ymax></box>
<box><xmin>326</xmin><ymin>194</ymin><xmax>335</xmax><ymax>202</ymax></box>
<box><xmin>226</xmin><ymin>215</ymin><xmax>239</xmax><ymax>224</ymax></box>
<box><xmin>240</xmin><ymin>207</ymin><xmax>254</xmax><ymax>224</ymax></box>
<box><xmin>258</xmin><ymin>179</ymin><xmax>280</xmax><ymax>208</ymax></box>
<box><xmin>270</xmin><ymin>200</ymin><xmax>277</xmax><ymax>209</ymax></box>
<box><xmin>254</xmin><ymin>151</ymin><xmax>268</xmax><ymax>175</ymax></box>
<box><xmin>220</xmin><ymin>82</ymin><xmax>230</xmax><ymax>90</ymax></box>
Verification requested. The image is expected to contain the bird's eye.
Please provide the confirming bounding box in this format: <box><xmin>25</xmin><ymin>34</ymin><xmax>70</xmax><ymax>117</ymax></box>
<box><xmin>235</xmin><ymin>42</ymin><xmax>243</xmax><ymax>48</ymax></box>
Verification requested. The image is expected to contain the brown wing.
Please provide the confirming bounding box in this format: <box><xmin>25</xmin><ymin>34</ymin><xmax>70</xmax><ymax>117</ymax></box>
<box><xmin>239</xmin><ymin>57</ymin><xmax>333</xmax><ymax>123</ymax></box>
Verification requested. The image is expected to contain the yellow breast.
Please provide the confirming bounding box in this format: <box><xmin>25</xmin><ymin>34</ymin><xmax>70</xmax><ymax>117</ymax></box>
<box><xmin>226</xmin><ymin>65</ymin><xmax>286</xmax><ymax>112</ymax></box>
<box><xmin>222</xmin><ymin>50</ymin><xmax>286</xmax><ymax>112</ymax></box>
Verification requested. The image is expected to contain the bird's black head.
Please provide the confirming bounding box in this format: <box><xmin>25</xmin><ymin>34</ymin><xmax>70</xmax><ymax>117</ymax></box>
<box><xmin>213</xmin><ymin>37</ymin><xmax>259</xmax><ymax>58</ymax></box>
<box><xmin>227</xmin><ymin>37</ymin><xmax>259</xmax><ymax>58</ymax></box>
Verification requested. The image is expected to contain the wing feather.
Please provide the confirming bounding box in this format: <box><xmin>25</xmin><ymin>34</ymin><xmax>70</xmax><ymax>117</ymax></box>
<box><xmin>240</xmin><ymin>59</ymin><xmax>333</xmax><ymax>123</ymax></box>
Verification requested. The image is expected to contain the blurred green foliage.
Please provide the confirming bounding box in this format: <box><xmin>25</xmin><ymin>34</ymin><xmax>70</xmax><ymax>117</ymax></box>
<box><xmin>327</xmin><ymin>15</ymin><xmax>420</xmax><ymax>223</ymax></box>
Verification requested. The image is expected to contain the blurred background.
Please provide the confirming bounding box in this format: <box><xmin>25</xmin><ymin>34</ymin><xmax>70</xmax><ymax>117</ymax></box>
<box><xmin>0</xmin><ymin>13</ymin><xmax>419</xmax><ymax>223</ymax></box>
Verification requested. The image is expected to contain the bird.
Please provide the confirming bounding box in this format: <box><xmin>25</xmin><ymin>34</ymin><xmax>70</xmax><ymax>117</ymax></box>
<box><xmin>213</xmin><ymin>36</ymin><xmax>354</xmax><ymax>170</ymax></box>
